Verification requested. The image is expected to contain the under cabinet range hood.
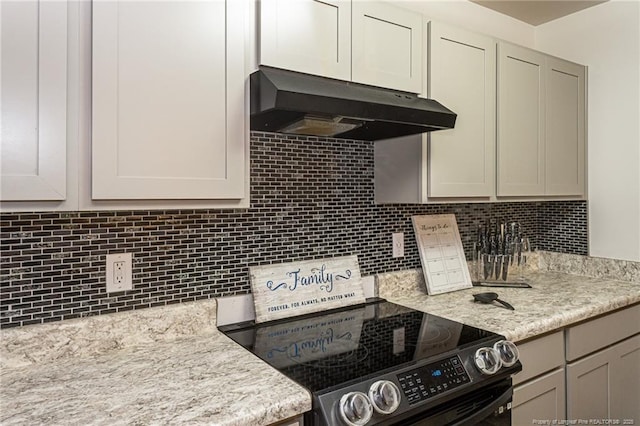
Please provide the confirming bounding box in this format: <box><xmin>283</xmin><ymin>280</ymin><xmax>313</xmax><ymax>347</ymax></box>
<box><xmin>250</xmin><ymin>67</ymin><xmax>457</xmax><ymax>141</ymax></box>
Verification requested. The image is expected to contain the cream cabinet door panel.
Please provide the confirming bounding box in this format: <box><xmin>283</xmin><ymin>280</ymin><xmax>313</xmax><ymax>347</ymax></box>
<box><xmin>567</xmin><ymin>335</ymin><xmax>640</xmax><ymax>421</ymax></box>
<box><xmin>546</xmin><ymin>57</ymin><xmax>585</xmax><ymax>196</ymax></box>
<box><xmin>260</xmin><ymin>0</ymin><xmax>351</xmax><ymax>81</ymax></box>
<box><xmin>92</xmin><ymin>0</ymin><xmax>244</xmax><ymax>200</ymax></box>
<box><xmin>352</xmin><ymin>2</ymin><xmax>422</xmax><ymax>93</ymax></box>
<box><xmin>610</xmin><ymin>335</ymin><xmax>640</xmax><ymax>421</ymax></box>
<box><xmin>566</xmin><ymin>346</ymin><xmax>613</xmax><ymax>420</ymax></box>
<box><xmin>1</xmin><ymin>1</ymin><xmax>67</xmax><ymax>201</ymax></box>
<box><xmin>497</xmin><ymin>43</ymin><xmax>546</xmax><ymax>197</ymax></box>
<box><xmin>513</xmin><ymin>368</ymin><xmax>566</xmax><ymax>425</ymax></box>
<box><xmin>428</xmin><ymin>22</ymin><xmax>495</xmax><ymax>197</ymax></box>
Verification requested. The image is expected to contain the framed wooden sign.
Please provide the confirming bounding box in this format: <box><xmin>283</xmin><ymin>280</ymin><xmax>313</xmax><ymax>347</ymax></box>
<box><xmin>249</xmin><ymin>255</ymin><xmax>365</xmax><ymax>323</ymax></box>
<box><xmin>412</xmin><ymin>214</ymin><xmax>472</xmax><ymax>295</ymax></box>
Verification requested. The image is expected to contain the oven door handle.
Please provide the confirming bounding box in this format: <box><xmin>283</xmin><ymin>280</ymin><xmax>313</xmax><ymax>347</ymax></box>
<box><xmin>451</xmin><ymin>386</ymin><xmax>513</xmax><ymax>426</ymax></box>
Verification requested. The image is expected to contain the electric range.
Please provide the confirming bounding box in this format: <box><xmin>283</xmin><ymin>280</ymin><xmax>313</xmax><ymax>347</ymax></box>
<box><xmin>219</xmin><ymin>298</ymin><xmax>521</xmax><ymax>425</ymax></box>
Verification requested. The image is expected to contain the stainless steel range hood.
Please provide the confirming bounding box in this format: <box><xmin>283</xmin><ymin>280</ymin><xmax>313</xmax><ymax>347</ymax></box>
<box><xmin>250</xmin><ymin>67</ymin><xmax>457</xmax><ymax>141</ymax></box>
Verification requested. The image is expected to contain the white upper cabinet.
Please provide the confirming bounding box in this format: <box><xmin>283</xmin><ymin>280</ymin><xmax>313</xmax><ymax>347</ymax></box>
<box><xmin>260</xmin><ymin>0</ymin><xmax>351</xmax><ymax>81</ymax></box>
<box><xmin>497</xmin><ymin>42</ymin><xmax>546</xmax><ymax>197</ymax></box>
<box><xmin>1</xmin><ymin>1</ymin><xmax>68</xmax><ymax>201</ymax></box>
<box><xmin>92</xmin><ymin>0</ymin><xmax>245</xmax><ymax>200</ymax></box>
<box><xmin>497</xmin><ymin>42</ymin><xmax>586</xmax><ymax>198</ymax></box>
<box><xmin>376</xmin><ymin>31</ymin><xmax>586</xmax><ymax>204</ymax></box>
<box><xmin>427</xmin><ymin>22</ymin><xmax>495</xmax><ymax>198</ymax></box>
<box><xmin>259</xmin><ymin>0</ymin><xmax>422</xmax><ymax>93</ymax></box>
<box><xmin>374</xmin><ymin>21</ymin><xmax>495</xmax><ymax>203</ymax></box>
<box><xmin>352</xmin><ymin>2</ymin><xmax>422</xmax><ymax>93</ymax></box>
<box><xmin>545</xmin><ymin>57</ymin><xmax>585</xmax><ymax>196</ymax></box>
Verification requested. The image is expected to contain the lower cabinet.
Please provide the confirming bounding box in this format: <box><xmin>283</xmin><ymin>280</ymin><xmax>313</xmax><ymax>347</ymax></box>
<box><xmin>513</xmin><ymin>368</ymin><xmax>566</xmax><ymax>424</ymax></box>
<box><xmin>566</xmin><ymin>334</ymin><xmax>640</xmax><ymax>422</ymax></box>
<box><xmin>512</xmin><ymin>304</ymin><xmax>640</xmax><ymax>424</ymax></box>
<box><xmin>613</xmin><ymin>335</ymin><xmax>640</xmax><ymax>422</ymax></box>
<box><xmin>512</xmin><ymin>331</ymin><xmax>565</xmax><ymax>424</ymax></box>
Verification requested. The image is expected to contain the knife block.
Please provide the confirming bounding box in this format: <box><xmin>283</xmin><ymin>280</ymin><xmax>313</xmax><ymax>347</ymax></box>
<box><xmin>470</xmin><ymin>254</ymin><xmax>529</xmax><ymax>283</ymax></box>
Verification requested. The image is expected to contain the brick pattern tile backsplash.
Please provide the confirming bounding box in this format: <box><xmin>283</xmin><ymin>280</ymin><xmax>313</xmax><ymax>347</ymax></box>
<box><xmin>0</xmin><ymin>132</ymin><xmax>587</xmax><ymax>328</ymax></box>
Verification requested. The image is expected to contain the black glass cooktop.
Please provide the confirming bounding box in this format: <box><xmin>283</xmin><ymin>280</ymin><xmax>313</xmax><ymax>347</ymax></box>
<box><xmin>220</xmin><ymin>299</ymin><xmax>500</xmax><ymax>394</ymax></box>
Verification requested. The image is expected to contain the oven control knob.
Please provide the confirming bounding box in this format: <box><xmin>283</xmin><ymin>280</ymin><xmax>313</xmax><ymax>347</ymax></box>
<box><xmin>474</xmin><ymin>347</ymin><xmax>502</xmax><ymax>375</ymax></box>
<box><xmin>494</xmin><ymin>340</ymin><xmax>520</xmax><ymax>367</ymax></box>
<box><xmin>338</xmin><ymin>391</ymin><xmax>373</xmax><ymax>426</ymax></box>
<box><xmin>368</xmin><ymin>380</ymin><xmax>401</xmax><ymax>414</ymax></box>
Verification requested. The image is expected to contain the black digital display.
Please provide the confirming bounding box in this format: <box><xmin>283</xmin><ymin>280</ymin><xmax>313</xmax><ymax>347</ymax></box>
<box><xmin>397</xmin><ymin>356</ymin><xmax>471</xmax><ymax>405</ymax></box>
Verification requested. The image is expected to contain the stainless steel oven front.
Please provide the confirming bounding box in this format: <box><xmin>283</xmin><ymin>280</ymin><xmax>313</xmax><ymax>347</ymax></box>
<box><xmin>391</xmin><ymin>379</ymin><xmax>514</xmax><ymax>425</ymax></box>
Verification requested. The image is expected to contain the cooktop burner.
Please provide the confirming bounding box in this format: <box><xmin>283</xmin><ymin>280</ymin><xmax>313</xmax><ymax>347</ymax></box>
<box><xmin>220</xmin><ymin>299</ymin><xmax>500</xmax><ymax>393</ymax></box>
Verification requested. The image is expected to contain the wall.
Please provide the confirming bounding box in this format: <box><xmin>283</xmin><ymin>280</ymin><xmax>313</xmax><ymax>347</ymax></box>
<box><xmin>0</xmin><ymin>132</ymin><xmax>587</xmax><ymax>328</ymax></box>
<box><xmin>535</xmin><ymin>0</ymin><xmax>640</xmax><ymax>261</ymax></box>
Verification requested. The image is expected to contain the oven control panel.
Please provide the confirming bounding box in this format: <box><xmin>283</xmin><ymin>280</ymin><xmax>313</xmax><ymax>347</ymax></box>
<box><xmin>397</xmin><ymin>355</ymin><xmax>470</xmax><ymax>405</ymax></box>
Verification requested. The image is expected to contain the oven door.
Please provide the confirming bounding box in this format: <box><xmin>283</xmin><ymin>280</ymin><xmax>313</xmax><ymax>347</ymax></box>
<box><xmin>394</xmin><ymin>379</ymin><xmax>513</xmax><ymax>426</ymax></box>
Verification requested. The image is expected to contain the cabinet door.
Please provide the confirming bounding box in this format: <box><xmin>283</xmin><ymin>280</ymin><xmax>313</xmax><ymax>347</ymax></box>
<box><xmin>260</xmin><ymin>0</ymin><xmax>351</xmax><ymax>81</ymax></box>
<box><xmin>610</xmin><ymin>334</ymin><xmax>640</xmax><ymax>421</ymax></box>
<box><xmin>513</xmin><ymin>368</ymin><xmax>566</xmax><ymax>425</ymax></box>
<box><xmin>566</xmin><ymin>344</ymin><xmax>614</xmax><ymax>420</ymax></box>
<box><xmin>427</xmin><ymin>22</ymin><xmax>495</xmax><ymax>197</ymax></box>
<box><xmin>352</xmin><ymin>2</ymin><xmax>422</xmax><ymax>93</ymax></box>
<box><xmin>497</xmin><ymin>42</ymin><xmax>546</xmax><ymax>196</ymax></box>
<box><xmin>545</xmin><ymin>57</ymin><xmax>586</xmax><ymax>196</ymax></box>
<box><xmin>1</xmin><ymin>1</ymin><xmax>67</xmax><ymax>201</ymax></box>
<box><xmin>92</xmin><ymin>0</ymin><xmax>245</xmax><ymax>199</ymax></box>
<box><xmin>567</xmin><ymin>327</ymin><xmax>640</xmax><ymax>422</ymax></box>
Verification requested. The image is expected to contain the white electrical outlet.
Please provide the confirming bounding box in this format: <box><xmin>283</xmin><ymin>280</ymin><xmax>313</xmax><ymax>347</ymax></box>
<box><xmin>106</xmin><ymin>253</ymin><xmax>133</xmax><ymax>293</ymax></box>
<box><xmin>392</xmin><ymin>232</ymin><xmax>404</xmax><ymax>258</ymax></box>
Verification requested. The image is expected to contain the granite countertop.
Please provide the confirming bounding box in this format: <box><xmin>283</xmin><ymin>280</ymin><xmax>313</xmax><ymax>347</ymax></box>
<box><xmin>1</xmin><ymin>251</ymin><xmax>638</xmax><ymax>425</ymax></box>
<box><xmin>0</xmin><ymin>300</ymin><xmax>311</xmax><ymax>426</ymax></box>
<box><xmin>377</xmin><ymin>252</ymin><xmax>640</xmax><ymax>342</ymax></box>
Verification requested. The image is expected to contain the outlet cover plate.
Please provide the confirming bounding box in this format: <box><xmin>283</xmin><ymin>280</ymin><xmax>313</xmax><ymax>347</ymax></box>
<box><xmin>392</xmin><ymin>232</ymin><xmax>405</xmax><ymax>258</ymax></box>
<box><xmin>106</xmin><ymin>253</ymin><xmax>133</xmax><ymax>293</ymax></box>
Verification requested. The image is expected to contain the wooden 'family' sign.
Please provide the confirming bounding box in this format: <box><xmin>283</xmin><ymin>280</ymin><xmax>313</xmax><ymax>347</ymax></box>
<box><xmin>249</xmin><ymin>255</ymin><xmax>365</xmax><ymax>323</ymax></box>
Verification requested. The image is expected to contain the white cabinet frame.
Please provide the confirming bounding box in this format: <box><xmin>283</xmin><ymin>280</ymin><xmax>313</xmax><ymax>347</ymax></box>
<box><xmin>1</xmin><ymin>1</ymin><xmax>68</xmax><ymax>201</ymax></box>
<box><xmin>497</xmin><ymin>42</ymin><xmax>546</xmax><ymax>197</ymax></box>
<box><xmin>91</xmin><ymin>0</ymin><xmax>246</xmax><ymax>200</ymax></box>
<box><xmin>260</xmin><ymin>0</ymin><xmax>351</xmax><ymax>81</ymax></box>
<box><xmin>427</xmin><ymin>21</ymin><xmax>495</xmax><ymax>198</ymax></box>
<box><xmin>352</xmin><ymin>1</ymin><xmax>422</xmax><ymax>93</ymax></box>
<box><xmin>545</xmin><ymin>57</ymin><xmax>586</xmax><ymax>196</ymax></box>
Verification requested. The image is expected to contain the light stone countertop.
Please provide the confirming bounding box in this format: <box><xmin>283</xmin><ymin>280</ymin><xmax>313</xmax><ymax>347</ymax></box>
<box><xmin>377</xmin><ymin>252</ymin><xmax>640</xmax><ymax>342</ymax></box>
<box><xmin>0</xmin><ymin>300</ymin><xmax>311</xmax><ymax>426</ymax></box>
<box><xmin>1</xmin><ymin>252</ymin><xmax>638</xmax><ymax>425</ymax></box>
